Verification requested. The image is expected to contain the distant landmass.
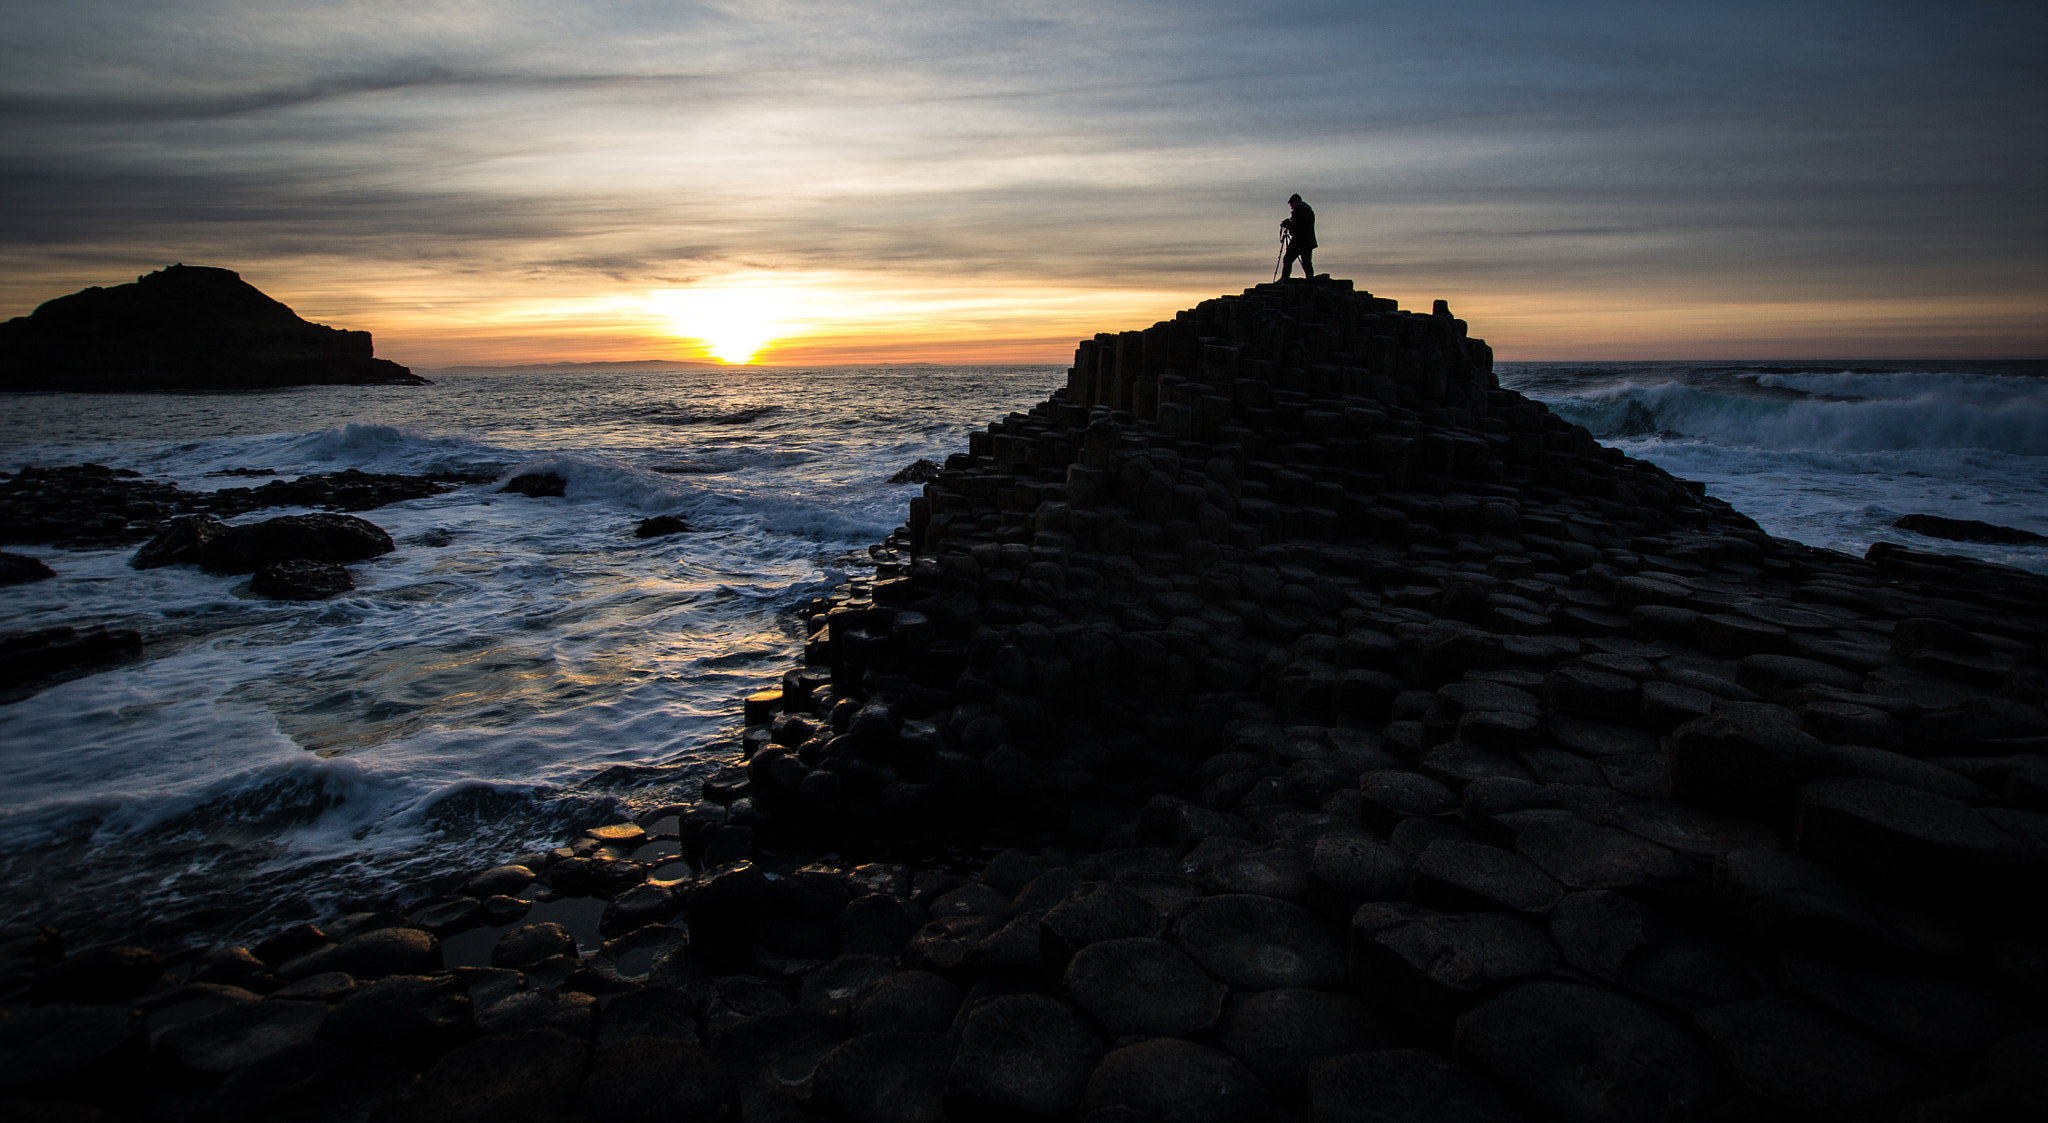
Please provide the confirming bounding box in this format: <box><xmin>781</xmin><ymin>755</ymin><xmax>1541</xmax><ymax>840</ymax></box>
<box><xmin>0</xmin><ymin>264</ymin><xmax>426</xmax><ymax>391</ymax></box>
<box><xmin>420</xmin><ymin>358</ymin><xmax>725</xmax><ymax>371</ymax></box>
<box><xmin>421</xmin><ymin>359</ymin><xmax>953</xmax><ymax>371</ymax></box>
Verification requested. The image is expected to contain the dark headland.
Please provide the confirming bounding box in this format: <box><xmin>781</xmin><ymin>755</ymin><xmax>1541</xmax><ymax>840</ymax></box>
<box><xmin>0</xmin><ymin>265</ymin><xmax>425</xmax><ymax>391</ymax></box>
<box><xmin>5</xmin><ymin>278</ymin><xmax>2046</xmax><ymax>1121</ymax></box>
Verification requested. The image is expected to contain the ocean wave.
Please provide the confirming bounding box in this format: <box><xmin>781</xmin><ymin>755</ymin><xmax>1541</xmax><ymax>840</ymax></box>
<box><xmin>646</xmin><ymin>405</ymin><xmax>782</xmax><ymax>426</ymax></box>
<box><xmin>1551</xmin><ymin>379</ymin><xmax>2048</xmax><ymax>455</ymax></box>
<box><xmin>495</xmin><ymin>453</ymin><xmax>732</xmax><ymax>514</ymax></box>
<box><xmin>1752</xmin><ymin>369</ymin><xmax>2046</xmax><ymax>406</ymax></box>
<box><xmin>282</xmin><ymin>423</ymin><xmax>517</xmax><ymax>475</ymax></box>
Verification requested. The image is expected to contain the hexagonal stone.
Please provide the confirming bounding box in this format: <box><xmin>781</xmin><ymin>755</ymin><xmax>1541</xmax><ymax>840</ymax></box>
<box><xmin>1548</xmin><ymin>890</ymin><xmax>1657</xmax><ymax>982</ymax></box>
<box><xmin>1082</xmin><ymin>1039</ymin><xmax>1285</xmax><ymax>1123</ymax></box>
<box><xmin>1891</xmin><ymin>616</ymin><xmax>1990</xmax><ymax>657</ymax></box>
<box><xmin>947</xmin><ymin>994</ymin><xmax>1104</xmax><ymax>1118</ymax></box>
<box><xmin>1638</xmin><ymin>681</ymin><xmax>1716</xmax><ymax>732</ymax></box>
<box><xmin>1695</xmin><ymin>613</ymin><xmax>1787</xmax><ymax>657</ymax></box>
<box><xmin>1455</xmin><ymin>980</ymin><xmax>1728</xmax><ymax>1122</ymax></box>
<box><xmin>1631</xmin><ymin>604</ymin><xmax>1701</xmax><ymax>644</ymax></box>
<box><xmin>1412</xmin><ymin>841</ymin><xmax>1563</xmax><ymax>918</ymax></box>
<box><xmin>475</xmin><ymin>991</ymin><xmax>595</xmax><ymax>1039</ymax></box>
<box><xmin>1200</xmin><ymin>845</ymin><xmax>1312</xmax><ymax>900</ymax></box>
<box><xmin>1794</xmin><ymin>776</ymin><xmax>2023</xmax><ymax>909</ymax></box>
<box><xmin>584</xmin><ymin>822</ymin><xmax>647</xmax><ymax>847</ymax></box>
<box><xmin>1437</xmin><ymin>680</ymin><xmax>1543</xmax><ymax>718</ymax></box>
<box><xmin>318</xmin><ymin>974</ymin><xmax>471</xmax><ymax>1066</ymax></box>
<box><xmin>596</xmin><ymin>988</ymin><xmax>700</xmax><ymax>1048</ymax></box>
<box><xmin>573</xmin><ymin>1035</ymin><xmax>733</xmax><ymax>1121</ymax></box>
<box><xmin>1040</xmin><ymin>883</ymin><xmax>1164</xmax><ymax>972</ymax></box>
<box><xmin>1543</xmin><ymin>664</ymin><xmax>1639</xmax><ymax>722</ymax></box>
<box><xmin>1063</xmin><ymin>937</ymin><xmax>1225</xmax><ymax>1038</ymax></box>
<box><xmin>1456</xmin><ymin>710</ymin><xmax>1545</xmax><ymax>751</ymax></box>
<box><xmin>1778</xmin><ymin>951</ymin><xmax>2031</xmax><ymax>1077</ymax></box>
<box><xmin>491</xmin><ymin>923</ymin><xmax>576</xmax><ymax>970</ymax></box>
<box><xmin>813</xmin><ymin>1033</ymin><xmax>954</xmax><ymax>1123</ymax></box>
<box><xmin>1608</xmin><ymin>799</ymin><xmax>1784</xmax><ymax>860</ymax></box>
<box><xmin>372</xmin><ymin>1027</ymin><xmax>588</xmax><ymax>1123</ymax></box>
<box><xmin>1350</xmin><ymin>904</ymin><xmax>1557</xmax><ymax>1037</ymax></box>
<box><xmin>461</xmin><ymin>864</ymin><xmax>535</xmax><ymax>898</ymax></box>
<box><xmin>1666</xmin><ymin>701</ymin><xmax>1833</xmax><ymax>824</ymax></box>
<box><xmin>1305</xmin><ymin>1049</ymin><xmax>1523</xmax><ymax>1122</ymax></box>
<box><xmin>834</xmin><ymin>893</ymin><xmax>927</xmax><ymax>959</ymax></box>
<box><xmin>1306</xmin><ymin>835</ymin><xmax>1415</xmax><ymax>923</ymax></box>
<box><xmin>1514</xmin><ymin>818</ymin><xmax>1704</xmax><ymax>900</ymax></box>
<box><xmin>1419</xmin><ymin>743</ymin><xmax>1532</xmax><ymax>790</ymax></box>
<box><xmin>852</xmin><ymin>971</ymin><xmax>962</xmax><ymax>1037</ymax></box>
<box><xmin>159</xmin><ymin>999</ymin><xmax>328</xmax><ymax>1076</ymax></box>
<box><xmin>1546</xmin><ymin>717</ymin><xmax>1657</xmax><ymax>758</ymax></box>
<box><xmin>797</xmin><ymin>954</ymin><xmax>898</xmax><ymax>1018</ymax></box>
<box><xmin>0</xmin><ymin>1003</ymin><xmax>146</xmax><ymax>1099</ymax></box>
<box><xmin>1825</xmin><ymin>743</ymin><xmax>1989</xmax><ymax>802</ymax></box>
<box><xmin>1738</xmin><ymin>653</ymin><xmax>1863</xmax><ymax>696</ymax></box>
<box><xmin>1173</xmin><ymin>894</ymin><xmax>1346</xmax><ymax>992</ymax></box>
<box><xmin>280</xmin><ymin>927</ymin><xmax>438</xmax><ymax>982</ymax></box>
<box><xmin>1619</xmin><ymin>929</ymin><xmax>1769</xmax><ymax>1011</ymax></box>
<box><xmin>1691</xmin><ymin>998</ymin><xmax>1945</xmax><ymax>1122</ymax></box>
<box><xmin>715</xmin><ymin>1006</ymin><xmax>845</xmax><ymax>1091</ymax></box>
<box><xmin>27</xmin><ymin>945</ymin><xmax>162</xmax><ymax>1004</ymax></box>
<box><xmin>1360</xmin><ymin>771</ymin><xmax>1461</xmax><ymax>833</ymax></box>
<box><xmin>1220</xmin><ymin>989</ymin><xmax>1392</xmax><ymax>1104</ymax></box>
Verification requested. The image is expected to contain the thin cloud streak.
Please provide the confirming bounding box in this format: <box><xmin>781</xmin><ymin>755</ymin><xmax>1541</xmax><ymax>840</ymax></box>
<box><xmin>2</xmin><ymin>1</ymin><xmax>2042</xmax><ymax>360</ymax></box>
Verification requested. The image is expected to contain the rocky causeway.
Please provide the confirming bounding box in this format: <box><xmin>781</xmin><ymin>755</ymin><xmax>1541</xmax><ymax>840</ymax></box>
<box><xmin>4</xmin><ymin>278</ymin><xmax>2045</xmax><ymax>1121</ymax></box>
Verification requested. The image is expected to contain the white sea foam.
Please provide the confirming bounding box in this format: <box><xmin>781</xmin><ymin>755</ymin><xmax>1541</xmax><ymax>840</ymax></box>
<box><xmin>1502</xmin><ymin>361</ymin><xmax>2048</xmax><ymax>568</ymax></box>
<box><xmin>0</xmin><ymin>366</ymin><xmax>1063</xmax><ymax>947</ymax></box>
<box><xmin>1552</xmin><ymin>375</ymin><xmax>2048</xmax><ymax>455</ymax></box>
<box><xmin>4</xmin><ymin>359</ymin><xmax>2038</xmax><ymax>948</ymax></box>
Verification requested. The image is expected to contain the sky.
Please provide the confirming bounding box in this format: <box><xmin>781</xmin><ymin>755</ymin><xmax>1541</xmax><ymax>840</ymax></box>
<box><xmin>2</xmin><ymin>0</ymin><xmax>2043</xmax><ymax>366</ymax></box>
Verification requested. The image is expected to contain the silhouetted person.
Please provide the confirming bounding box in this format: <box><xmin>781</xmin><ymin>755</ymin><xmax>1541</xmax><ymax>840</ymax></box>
<box><xmin>1280</xmin><ymin>194</ymin><xmax>1317</xmax><ymax>280</ymax></box>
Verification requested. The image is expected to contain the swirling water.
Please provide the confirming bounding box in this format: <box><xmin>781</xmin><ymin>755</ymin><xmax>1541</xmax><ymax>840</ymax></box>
<box><xmin>0</xmin><ymin>358</ymin><xmax>2042</xmax><ymax>950</ymax></box>
<box><xmin>0</xmin><ymin>366</ymin><xmax>1062</xmax><ymax>948</ymax></box>
<box><xmin>1499</xmin><ymin>360</ymin><xmax>2048</xmax><ymax>571</ymax></box>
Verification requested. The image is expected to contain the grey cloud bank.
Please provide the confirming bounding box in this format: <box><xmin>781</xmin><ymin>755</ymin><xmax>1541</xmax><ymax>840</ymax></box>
<box><xmin>3</xmin><ymin>0</ymin><xmax>2043</xmax><ymax>357</ymax></box>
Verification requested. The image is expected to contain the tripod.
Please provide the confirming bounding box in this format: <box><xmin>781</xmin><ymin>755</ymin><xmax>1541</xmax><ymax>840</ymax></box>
<box><xmin>1273</xmin><ymin>226</ymin><xmax>1291</xmax><ymax>281</ymax></box>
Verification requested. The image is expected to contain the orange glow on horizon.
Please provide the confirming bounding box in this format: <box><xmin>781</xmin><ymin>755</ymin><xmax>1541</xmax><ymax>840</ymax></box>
<box><xmin>8</xmin><ymin>259</ymin><xmax>2042</xmax><ymax>370</ymax></box>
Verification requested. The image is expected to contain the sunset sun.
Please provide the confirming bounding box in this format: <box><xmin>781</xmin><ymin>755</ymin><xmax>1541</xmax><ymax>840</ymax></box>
<box><xmin>648</xmin><ymin>285</ymin><xmax>792</xmax><ymax>364</ymax></box>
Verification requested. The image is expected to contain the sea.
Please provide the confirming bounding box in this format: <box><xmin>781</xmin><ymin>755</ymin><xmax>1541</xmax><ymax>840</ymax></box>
<box><xmin>1</xmin><ymin>358</ymin><xmax>2043</xmax><ymax>952</ymax></box>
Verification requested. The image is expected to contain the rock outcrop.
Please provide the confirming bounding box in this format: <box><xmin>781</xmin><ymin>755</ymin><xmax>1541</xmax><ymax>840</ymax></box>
<box><xmin>0</xmin><ymin>463</ymin><xmax>491</xmax><ymax>549</ymax></box>
<box><xmin>12</xmin><ymin>278</ymin><xmax>2047</xmax><ymax>1121</ymax></box>
<box><xmin>0</xmin><ymin>264</ymin><xmax>427</xmax><ymax>391</ymax></box>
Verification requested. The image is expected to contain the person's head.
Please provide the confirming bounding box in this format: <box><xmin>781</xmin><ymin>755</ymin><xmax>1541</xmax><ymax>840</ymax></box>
<box><xmin>1288</xmin><ymin>194</ymin><xmax>1303</xmax><ymax>205</ymax></box>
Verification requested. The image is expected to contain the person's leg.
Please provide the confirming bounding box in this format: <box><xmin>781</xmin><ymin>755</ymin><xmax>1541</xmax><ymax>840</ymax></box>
<box><xmin>1280</xmin><ymin>249</ymin><xmax>1298</xmax><ymax>279</ymax></box>
<box><xmin>1301</xmin><ymin>250</ymin><xmax>1314</xmax><ymax>278</ymax></box>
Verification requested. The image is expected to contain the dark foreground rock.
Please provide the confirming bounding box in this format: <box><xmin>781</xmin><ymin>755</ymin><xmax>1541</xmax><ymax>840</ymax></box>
<box><xmin>0</xmin><ymin>624</ymin><xmax>142</xmax><ymax>691</ymax></box>
<box><xmin>251</xmin><ymin>558</ymin><xmax>355</xmax><ymax>599</ymax></box>
<box><xmin>0</xmin><ymin>551</ymin><xmax>54</xmax><ymax>584</ymax></box>
<box><xmin>499</xmin><ymin>472</ymin><xmax>567</xmax><ymax>498</ymax></box>
<box><xmin>1893</xmin><ymin>513</ymin><xmax>2047</xmax><ymax>545</ymax></box>
<box><xmin>196</xmin><ymin>513</ymin><xmax>394</xmax><ymax>574</ymax></box>
<box><xmin>635</xmin><ymin>515</ymin><xmax>692</xmax><ymax>538</ymax></box>
<box><xmin>13</xmin><ymin>277</ymin><xmax>2048</xmax><ymax>1121</ymax></box>
<box><xmin>891</xmin><ymin>458</ymin><xmax>943</xmax><ymax>484</ymax></box>
<box><xmin>1</xmin><ymin>463</ymin><xmax>492</xmax><ymax>550</ymax></box>
<box><xmin>0</xmin><ymin>264</ymin><xmax>426</xmax><ymax>391</ymax></box>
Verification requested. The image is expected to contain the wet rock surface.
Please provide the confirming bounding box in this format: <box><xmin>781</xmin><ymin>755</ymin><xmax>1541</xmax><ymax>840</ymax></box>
<box><xmin>13</xmin><ymin>278</ymin><xmax>2047</xmax><ymax>1120</ymax></box>
<box><xmin>1</xmin><ymin>463</ymin><xmax>490</xmax><ymax>550</ymax></box>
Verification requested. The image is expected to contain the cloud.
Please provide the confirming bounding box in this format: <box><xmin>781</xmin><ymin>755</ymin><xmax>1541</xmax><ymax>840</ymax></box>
<box><xmin>2</xmin><ymin>0</ymin><xmax>2043</xmax><ymax>357</ymax></box>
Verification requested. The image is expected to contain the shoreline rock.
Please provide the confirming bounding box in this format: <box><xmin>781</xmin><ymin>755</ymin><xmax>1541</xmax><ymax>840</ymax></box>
<box><xmin>1893</xmin><ymin>513</ymin><xmax>2048</xmax><ymax>546</ymax></box>
<box><xmin>9</xmin><ymin>278</ymin><xmax>2046</xmax><ymax>1121</ymax></box>
<box><xmin>0</xmin><ymin>264</ymin><xmax>428</xmax><ymax>391</ymax></box>
<box><xmin>0</xmin><ymin>464</ymin><xmax>494</xmax><ymax>550</ymax></box>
